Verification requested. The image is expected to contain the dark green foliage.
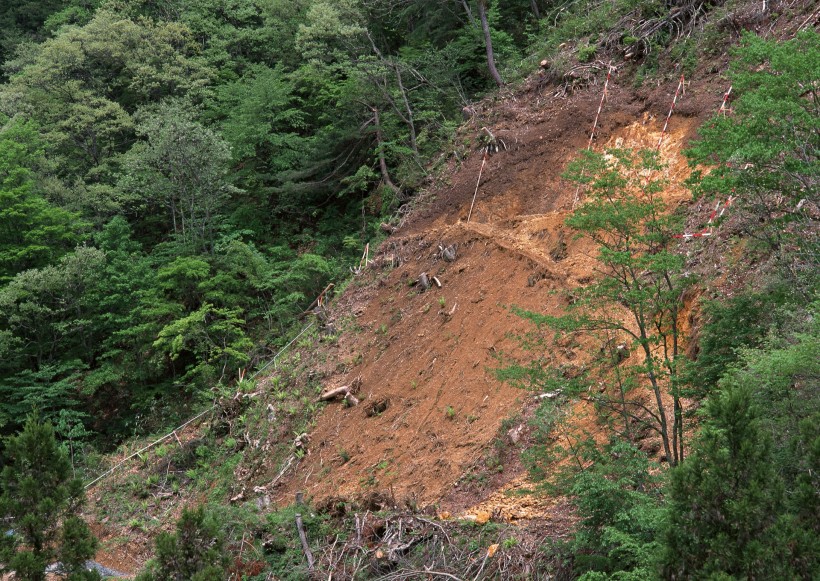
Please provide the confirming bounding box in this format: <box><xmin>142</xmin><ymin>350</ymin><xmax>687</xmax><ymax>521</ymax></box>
<box><xmin>0</xmin><ymin>0</ymin><xmax>540</xmax><ymax>443</ymax></box>
<box><xmin>0</xmin><ymin>117</ymin><xmax>84</xmax><ymax>282</ymax></box>
<box><xmin>664</xmin><ymin>310</ymin><xmax>820</xmax><ymax>579</ymax></box>
<box><xmin>0</xmin><ymin>416</ymin><xmax>99</xmax><ymax>581</ymax></box>
<box><xmin>136</xmin><ymin>506</ymin><xmax>229</xmax><ymax>581</ymax></box>
<box><xmin>663</xmin><ymin>386</ymin><xmax>789</xmax><ymax>579</ymax></box>
<box><xmin>685</xmin><ymin>286</ymin><xmax>790</xmax><ymax>397</ymax></box>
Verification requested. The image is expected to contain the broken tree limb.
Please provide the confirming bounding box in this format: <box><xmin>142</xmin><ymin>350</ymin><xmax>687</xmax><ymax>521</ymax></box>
<box><xmin>319</xmin><ymin>385</ymin><xmax>354</xmax><ymax>402</ymax></box>
<box><xmin>432</xmin><ymin>276</ymin><xmax>442</xmax><ymax>288</ymax></box>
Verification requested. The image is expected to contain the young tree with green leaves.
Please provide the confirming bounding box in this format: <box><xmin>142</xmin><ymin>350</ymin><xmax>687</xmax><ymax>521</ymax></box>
<box><xmin>0</xmin><ymin>416</ymin><xmax>99</xmax><ymax>581</ymax></box>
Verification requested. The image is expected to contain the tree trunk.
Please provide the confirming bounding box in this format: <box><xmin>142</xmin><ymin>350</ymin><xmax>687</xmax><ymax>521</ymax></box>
<box><xmin>530</xmin><ymin>0</ymin><xmax>540</xmax><ymax>19</ymax></box>
<box><xmin>477</xmin><ymin>0</ymin><xmax>505</xmax><ymax>87</ymax></box>
<box><xmin>458</xmin><ymin>0</ymin><xmax>476</xmax><ymax>26</ymax></box>
<box><xmin>372</xmin><ymin>107</ymin><xmax>398</xmax><ymax>192</ymax></box>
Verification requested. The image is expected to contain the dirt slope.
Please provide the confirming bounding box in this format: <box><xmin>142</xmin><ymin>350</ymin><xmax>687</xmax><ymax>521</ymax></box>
<box><xmin>272</xmin><ymin>72</ymin><xmax>725</xmax><ymax>518</ymax></box>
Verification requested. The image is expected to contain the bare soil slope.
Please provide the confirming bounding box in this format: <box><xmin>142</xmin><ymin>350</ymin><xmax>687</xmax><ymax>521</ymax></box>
<box><xmin>273</xmin><ymin>73</ymin><xmax>725</xmax><ymax>518</ymax></box>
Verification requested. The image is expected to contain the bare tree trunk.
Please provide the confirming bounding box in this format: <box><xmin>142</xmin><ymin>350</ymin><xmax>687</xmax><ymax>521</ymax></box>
<box><xmin>477</xmin><ymin>0</ymin><xmax>505</xmax><ymax>87</ymax></box>
<box><xmin>372</xmin><ymin>107</ymin><xmax>398</xmax><ymax>192</ymax></box>
<box><xmin>393</xmin><ymin>65</ymin><xmax>418</xmax><ymax>155</ymax></box>
<box><xmin>366</xmin><ymin>30</ymin><xmax>418</xmax><ymax>156</ymax></box>
<box><xmin>530</xmin><ymin>0</ymin><xmax>540</xmax><ymax>19</ymax></box>
<box><xmin>458</xmin><ymin>0</ymin><xmax>476</xmax><ymax>26</ymax></box>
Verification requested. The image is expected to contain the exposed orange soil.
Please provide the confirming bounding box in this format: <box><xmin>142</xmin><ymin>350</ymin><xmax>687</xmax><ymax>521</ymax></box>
<box><xmin>272</xmin><ymin>74</ymin><xmax>725</xmax><ymax>520</ymax></box>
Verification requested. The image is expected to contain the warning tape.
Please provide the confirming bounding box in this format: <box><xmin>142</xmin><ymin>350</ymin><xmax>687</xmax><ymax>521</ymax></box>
<box><xmin>673</xmin><ymin>196</ymin><xmax>735</xmax><ymax>240</ymax></box>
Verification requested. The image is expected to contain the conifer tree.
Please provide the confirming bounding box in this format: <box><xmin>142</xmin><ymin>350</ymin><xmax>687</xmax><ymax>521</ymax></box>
<box><xmin>136</xmin><ymin>506</ymin><xmax>229</xmax><ymax>581</ymax></box>
<box><xmin>0</xmin><ymin>415</ymin><xmax>99</xmax><ymax>581</ymax></box>
<box><xmin>662</xmin><ymin>386</ymin><xmax>791</xmax><ymax>579</ymax></box>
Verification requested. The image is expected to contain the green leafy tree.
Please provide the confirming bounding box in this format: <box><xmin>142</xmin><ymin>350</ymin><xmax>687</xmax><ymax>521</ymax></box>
<box><xmin>136</xmin><ymin>506</ymin><xmax>229</xmax><ymax>581</ymax></box>
<box><xmin>153</xmin><ymin>304</ymin><xmax>252</xmax><ymax>388</ymax></box>
<box><xmin>519</xmin><ymin>148</ymin><xmax>690</xmax><ymax>465</ymax></box>
<box><xmin>687</xmin><ymin>31</ymin><xmax>819</xmax><ymax>279</ymax></box>
<box><xmin>1</xmin><ymin>9</ymin><xmax>209</xmax><ymax>188</ymax></box>
<box><xmin>121</xmin><ymin>101</ymin><xmax>238</xmax><ymax>254</ymax></box>
<box><xmin>0</xmin><ymin>416</ymin><xmax>99</xmax><ymax>581</ymax></box>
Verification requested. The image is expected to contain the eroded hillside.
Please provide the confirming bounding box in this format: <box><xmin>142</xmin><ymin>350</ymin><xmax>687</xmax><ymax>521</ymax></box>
<box><xmin>269</xmin><ymin>74</ymin><xmax>723</xmax><ymax>518</ymax></box>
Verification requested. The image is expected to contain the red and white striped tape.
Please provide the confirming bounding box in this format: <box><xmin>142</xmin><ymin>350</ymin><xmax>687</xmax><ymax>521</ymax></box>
<box><xmin>673</xmin><ymin>196</ymin><xmax>735</xmax><ymax>240</ymax></box>
<box><xmin>656</xmin><ymin>75</ymin><xmax>686</xmax><ymax>150</ymax></box>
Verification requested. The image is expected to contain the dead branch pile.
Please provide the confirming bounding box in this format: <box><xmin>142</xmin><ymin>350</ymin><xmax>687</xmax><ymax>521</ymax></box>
<box><xmin>304</xmin><ymin>512</ymin><xmax>566</xmax><ymax>580</ymax></box>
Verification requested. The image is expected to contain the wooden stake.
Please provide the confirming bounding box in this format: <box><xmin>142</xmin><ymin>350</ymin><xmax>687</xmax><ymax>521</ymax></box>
<box><xmin>467</xmin><ymin>148</ymin><xmax>489</xmax><ymax>222</ymax></box>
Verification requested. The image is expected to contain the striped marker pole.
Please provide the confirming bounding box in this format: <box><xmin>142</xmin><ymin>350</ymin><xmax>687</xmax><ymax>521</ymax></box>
<box><xmin>573</xmin><ymin>64</ymin><xmax>614</xmax><ymax>210</ymax></box>
<box><xmin>656</xmin><ymin>74</ymin><xmax>685</xmax><ymax>150</ymax></box>
<box><xmin>587</xmin><ymin>63</ymin><xmax>614</xmax><ymax>150</ymax></box>
<box><xmin>468</xmin><ymin>148</ymin><xmax>489</xmax><ymax>222</ymax></box>
<box><xmin>717</xmin><ymin>85</ymin><xmax>732</xmax><ymax>116</ymax></box>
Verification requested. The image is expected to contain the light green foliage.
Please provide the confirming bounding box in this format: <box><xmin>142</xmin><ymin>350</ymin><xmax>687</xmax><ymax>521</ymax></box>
<box><xmin>1</xmin><ymin>10</ymin><xmax>208</xmax><ymax>184</ymax></box>
<box><xmin>153</xmin><ymin>303</ymin><xmax>252</xmax><ymax>387</ymax></box>
<box><xmin>687</xmin><ymin>31</ymin><xmax>819</xmax><ymax>259</ymax></box>
<box><xmin>135</xmin><ymin>506</ymin><xmax>229</xmax><ymax>581</ymax></box>
<box><xmin>122</xmin><ymin>101</ymin><xmax>237</xmax><ymax>253</ymax></box>
<box><xmin>0</xmin><ymin>416</ymin><xmax>99</xmax><ymax>581</ymax></box>
<box><xmin>570</xmin><ymin>441</ymin><xmax>663</xmax><ymax>580</ymax></box>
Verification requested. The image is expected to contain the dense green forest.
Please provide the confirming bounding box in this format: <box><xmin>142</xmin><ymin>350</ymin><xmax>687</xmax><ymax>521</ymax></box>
<box><xmin>0</xmin><ymin>0</ymin><xmax>817</xmax><ymax>579</ymax></box>
<box><xmin>0</xmin><ymin>0</ymin><xmax>544</xmax><ymax>441</ymax></box>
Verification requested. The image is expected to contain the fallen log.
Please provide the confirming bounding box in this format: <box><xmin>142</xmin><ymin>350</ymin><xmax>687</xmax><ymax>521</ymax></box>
<box><xmin>318</xmin><ymin>376</ymin><xmax>362</xmax><ymax>405</ymax></box>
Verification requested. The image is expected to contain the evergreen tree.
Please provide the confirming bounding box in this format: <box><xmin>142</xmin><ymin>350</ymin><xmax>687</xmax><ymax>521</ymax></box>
<box><xmin>136</xmin><ymin>506</ymin><xmax>229</xmax><ymax>581</ymax></box>
<box><xmin>0</xmin><ymin>416</ymin><xmax>99</xmax><ymax>581</ymax></box>
<box><xmin>662</xmin><ymin>386</ymin><xmax>790</xmax><ymax>579</ymax></box>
